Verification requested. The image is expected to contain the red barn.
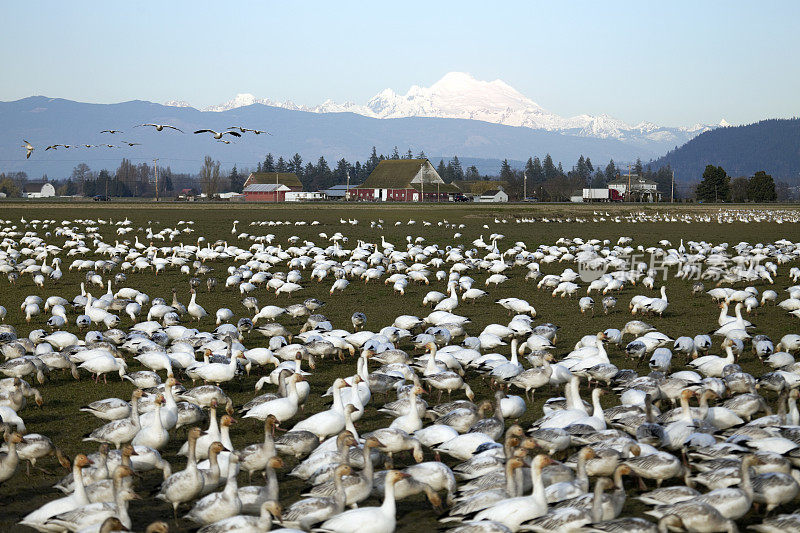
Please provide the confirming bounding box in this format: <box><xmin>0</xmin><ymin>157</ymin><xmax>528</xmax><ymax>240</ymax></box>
<box><xmin>243</xmin><ymin>183</ymin><xmax>291</xmax><ymax>202</ymax></box>
<box><xmin>352</xmin><ymin>159</ymin><xmax>460</xmax><ymax>202</ymax></box>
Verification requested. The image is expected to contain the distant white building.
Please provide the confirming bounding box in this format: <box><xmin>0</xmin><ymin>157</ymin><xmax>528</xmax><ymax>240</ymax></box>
<box><xmin>477</xmin><ymin>187</ymin><xmax>509</xmax><ymax>203</ymax></box>
<box><xmin>285</xmin><ymin>191</ymin><xmax>325</xmax><ymax>202</ymax></box>
<box><xmin>608</xmin><ymin>175</ymin><xmax>660</xmax><ymax>202</ymax></box>
<box><xmin>23</xmin><ymin>182</ymin><xmax>56</xmax><ymax>198</ymax></box>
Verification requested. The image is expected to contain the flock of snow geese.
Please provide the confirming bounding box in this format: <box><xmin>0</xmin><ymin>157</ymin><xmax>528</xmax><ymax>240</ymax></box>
<box><xmin>21</xmin><ymin>125</ymin><xmax>268</xmax><ymax>159</ymax></box>
<box><xmin>1</xmin><ymin>208</ymin><xmax>800</xmax><ymax>532</ymax></box>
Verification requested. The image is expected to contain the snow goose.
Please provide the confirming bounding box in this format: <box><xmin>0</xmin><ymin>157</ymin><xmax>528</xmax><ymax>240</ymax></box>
<box><xmin>43</xmin><ymin>466</ymin><xmax>136</xmax><ymax>532</ymax></box>
<box><xmin>185</xmin><ymin>454</ymin><xmax>242</xmax><ymax>525</ymax></box>
<box><xmin>236</xmin><ymin>414</ymin><xmax>278</xmax><ymax>481</ymax></box>
<box><xmin>84</xmin><ymin>390</ymin><xmax>143</xmax><ymax>449</ymax></box>
<box><xmin>304</xmin><ymin>436</ymin><xmax>383</xmax><ymax>506</ymax></box>
<box><xmin>19</xmin><ymin>454</ymin><xmax>93</xmax><ymax>529</ymax></box>
<box><xmin>282</xmin><ymin>464</ymin><xmax>353</xmax><ymax>530</ymax></box>
<box><xmin>132</xmin><ymin>394</ymin><xmax>169</xmax><ymax>450</ymax></box>
<box><xmin>472</xmin><ymin>454</ymin><xmax>554</xmax><ymax>530</ymax></box>
<box><xmin>316</xmin><ymin>470</ymin><xmax>410</xmax><ymax>533</ymax></box>
<box><xmin>156</xmin><ymin>427</ymin><xmax>205</xmax><ymax>519</ymax></box>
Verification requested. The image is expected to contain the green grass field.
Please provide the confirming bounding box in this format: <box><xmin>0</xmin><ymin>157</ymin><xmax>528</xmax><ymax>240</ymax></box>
<box><xmin>1</xmin><ymin>201</ymin><xmax>799</xmax><ymax>532</ymax></box>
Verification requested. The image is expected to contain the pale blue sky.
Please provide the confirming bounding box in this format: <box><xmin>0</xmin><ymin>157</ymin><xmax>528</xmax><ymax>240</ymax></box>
<box><xmin>2</xmin><ymin>1</ymin><xmax>798</xmax><ymax>127</ymax></box>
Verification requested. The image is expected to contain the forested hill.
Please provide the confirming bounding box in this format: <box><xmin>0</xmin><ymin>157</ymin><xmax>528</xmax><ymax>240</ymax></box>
<box><xmin>650</xmin><ymin>118</ymin><xmax>800</xmax><ymax>182</ymax></box>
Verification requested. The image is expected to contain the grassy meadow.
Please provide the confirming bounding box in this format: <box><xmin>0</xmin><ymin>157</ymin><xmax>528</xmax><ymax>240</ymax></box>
<box><xmin>1</xmin><ymin>201</ymin><xmax>799</xmax><ymax>531</ymax></box>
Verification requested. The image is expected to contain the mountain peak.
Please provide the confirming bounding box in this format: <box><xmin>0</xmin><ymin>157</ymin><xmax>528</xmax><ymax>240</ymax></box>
<box><xmin>166</xmin><ymin>72</ymin><xmax>722</xmax><ymax>147</ymax></box>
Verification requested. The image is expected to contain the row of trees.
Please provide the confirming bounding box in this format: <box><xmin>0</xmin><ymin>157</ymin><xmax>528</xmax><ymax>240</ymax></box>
<box><xmin>696</xmin><ymin>165</ymin><xmax>780</xmax><ymax>202</ymax></box>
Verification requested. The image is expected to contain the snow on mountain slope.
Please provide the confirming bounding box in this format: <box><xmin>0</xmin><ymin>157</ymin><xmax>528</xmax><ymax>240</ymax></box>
<box><xmin>166</xmin><ymin>72</ymin><xmax>721</xmax><ymax>147</ymax></box>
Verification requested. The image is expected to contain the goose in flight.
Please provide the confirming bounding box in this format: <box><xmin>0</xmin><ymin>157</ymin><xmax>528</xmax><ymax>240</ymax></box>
<box><xmin>121</xmin><ymin>141</ymin><xmax>141</xmax><ymax>146</ymax></box>
<box><xmin>228</xmin><ymin>126</ymin><xmax>272</xmax><ymax>135</ymax></box>
<box><xmin>217</xmin><ymin>139</ymin><xmax>232</xmax><ymax>144</ymax></box>
<box><xmin>194</xmin><ymin>129</ymin><xmax>241</xmax><ymax>139</ymax></box>
<box><xmin>137</xmin><ymin>123</ymin><xmax>184</xmax><ymax>133</ymax></box>
<box><xmin>100</xmin><ymin>129</ymin><xmax>123</xmax><ymax>134</ymax></box>
<box><xmin>22</xmin><ymin>140</ymin><xmax>34</xmax><ymax>159</ymax></box>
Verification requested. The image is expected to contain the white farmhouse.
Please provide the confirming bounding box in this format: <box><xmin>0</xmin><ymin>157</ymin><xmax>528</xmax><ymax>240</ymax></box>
<box><xmin>477</xmin><ymin>187</ymin><xmax>509</xmax><ymax>203</ymax></box>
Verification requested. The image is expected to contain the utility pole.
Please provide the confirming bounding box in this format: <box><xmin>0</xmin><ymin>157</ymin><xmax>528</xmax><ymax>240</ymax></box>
<box><xmin>153</xmin><ymin>158</ymin><xmax>159</xmax><ymax>202</ymax></box>
<box><xmin>671</xmin><ymin>169</ymin><xmax>674</xmax><ymax>203</ymax></box>
<box><xmin>627</xmin><ymin>165</ymin><xmax>631</xmax><ymax>202</ymax></box>
<box><xmin>346</xmin><ymin>171</ymin><xmax>350</xmax><ymax>202</ymax></box>
<box><xmin>523</xmin><ymin>171</ymin><xmax>527</xmax><ymax>201</ymax></box>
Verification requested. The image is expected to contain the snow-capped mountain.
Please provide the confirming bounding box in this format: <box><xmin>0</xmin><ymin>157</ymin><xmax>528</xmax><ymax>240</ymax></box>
<box><xmin>166</xmin><ymin>72</ymin><xmax>726</xmax><ymax>149</ymax></box>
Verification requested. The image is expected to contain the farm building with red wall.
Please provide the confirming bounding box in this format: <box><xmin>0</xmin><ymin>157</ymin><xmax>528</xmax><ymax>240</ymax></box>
<box><xmin>351</xmin><ymin>159</ymin><xmax>461</xmax><ymax>202</ymax></box>
<box><xmin>243</xmin><ymin>172</ymin><xmax>303</xmax><ymax>201</ymax></box>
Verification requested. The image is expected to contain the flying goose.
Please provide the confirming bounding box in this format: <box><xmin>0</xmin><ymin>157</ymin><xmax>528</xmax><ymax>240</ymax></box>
<box><xmin>137</xmin><ymin>123</ymin><xmax>184</xmax><ymax>132</ymax></box>
<box><xmin>22</xmin><ymin>140</ymin><xmax>34</xmax><ymax>159</ymax></box>
<box><xmin>194</xmin><ymin>129</ymin><xmax>242</xmax><ymax>139</ymax></box>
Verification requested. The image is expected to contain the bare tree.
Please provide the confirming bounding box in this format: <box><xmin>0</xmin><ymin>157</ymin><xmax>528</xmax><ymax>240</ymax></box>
<box><xmin>200</xmin><ymin>155</ymin><xmax>222</xmax><ymax>197</ymax></box>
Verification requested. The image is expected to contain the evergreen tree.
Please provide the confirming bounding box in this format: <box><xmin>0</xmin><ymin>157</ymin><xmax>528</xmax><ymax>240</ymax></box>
<box><xmin>634</xmin><ymin>157</ymin><xmax>643</xmax><ymax>176</ymax></box>
<box><xmin>591</xmin><ymin>169</ymin><xmax>606</xmax><ymax>187</ymax></box>
<box><xmin>276</xmin><ymin>157</ymin><xmax>288</xmax><ymax>173</ymax></box>
<box><xmin>405</xmin><ymin>149</ymin><xmax>413</xmax><ymax>159</ymax></box>
<box><xmin>543</xmin><ymin>154</ymin><xmax>557</xmax><ymax>180</ymax></box>
<box><xmin>747</xmin><ymin>171</ymin><xmax>777</xmax><ymax>202</ymax></box>
<box><xmin>390</xmin><ymin>146</ymin><xmax>400</xmax><ymax>160</ymax></box>
<box><xmin>263</xmin><ymin>153</ymin><xmax>276</xmax><ymax>172</ymax></box>
<box><xmin>530</xmin><ymin>157</ymin><xmax>544</xmax><ymax>184</ymax></box>
<box><xmin>229</xmin><ymin>165</ymin><xmax>244</xmax><ymax>193</ymax></box>
<box><xmin>256</xmin><ymin>162</ymin><xmax>262</xmax><ymax>173</ymax></box>
<box><xmin>576</xmin><ymin>155</ymin><xmax>590</xmax><ymax>183</ymax></box>
<box><xmin>465</xmin><ymin>165</ymin><xmax>480</xmax><ymax>180</ymax></box>
<box><xmin>417</xmin><ymin>150</ymin><xmax>427</xmax><ymax>160</ymax></box>
<box><xmin>444</xmin><ymin>161</ymin><xmax>454</xmax><ymax>183</ymax></box>
<box><xmin>437</xmin><ymin>159</ymin><xmax>447</xmax><ymax>179</ymax></box>
<box><xmin>696</xmin><ymin>165</ymin><xmax>730</xmax><ymax>202</ymax></box>
<box><xmin>557</xmin><ymin>162</ymin><xmax>565</xmax><ymax>177</ymax></box>
<box><xmin>334</xmin><ymin>158</ymin><xmax>350</xmax><ymax>184</ymax></box>
<box><xmin>585</xmin><ymin>157</ymin><xmax>593</xmax><ymax>173</ymax></box>
<box><xmin>289</xmin><ymin>153</ymin><xmax>304</xmax><ymax>176</ymax></box>
<box><xmin>367</xmin><ymin>147</ymin><xmax>380</xmax><ymax>173</ymax></box>
<box><xmin>500</xmin><ymin>159</ymin><xmax>514</xmax><ymax>180</ymax></box>
<box><xmin>451</xmin><ymin>156</ymin><xmax>463</xmax><ymax>181</ymax></box>
<box><xmin>605</xmin><ymin>159</ymin><xmax>617</xmax><ymax>183</ymax></box>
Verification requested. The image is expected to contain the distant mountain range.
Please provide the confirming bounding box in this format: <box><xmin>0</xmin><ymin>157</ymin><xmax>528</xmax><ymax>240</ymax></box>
<box><xmin>1</xmin><ymin>95</ymin><xmax>654</xmax><ymax>177</ymax></box>
<box><xmin>649</xmin><ymin>118</ymin><xmax>800</xmax><ymax>182</ymax></box>
<box><xmin>167</xmin><ymin>72</ymin><xmax>725</xmax><ymax>153</ymax></box>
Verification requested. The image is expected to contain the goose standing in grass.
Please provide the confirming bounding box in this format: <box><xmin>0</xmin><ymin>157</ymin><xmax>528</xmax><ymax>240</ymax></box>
<box><xmin>157</xmin><ymin>427</ymin><xmax>205</xmax><ymax>519</ymax></box>
<box><xmin>316</xmin><ymin>470</ymin><xmax>410</xmax><ymax>533</ymax></box>
<box><xmin>185</xmin><ymin>455</ymin><xmax>242</xmax><ymax>525</ymax></box>
<box><xmin>84</xmin><ymin>390</ymin><xmax>143</xmax><ymax>449</ymax></box>
<box><xmin>19</xmin><ymin>454</ymin><xmax>93</xmax><ymax>529</ymax></box>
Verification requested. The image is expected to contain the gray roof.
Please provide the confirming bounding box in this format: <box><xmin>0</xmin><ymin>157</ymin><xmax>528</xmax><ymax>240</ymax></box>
<box><xmin>243</xmin><ymin>183</ymin><xmax>290</xmax><ymax>193</ymax></box>
<box><xmin>323</xmin><ymin>184</ymin><xmax>361</xmax><ymax>192</ymax></box>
